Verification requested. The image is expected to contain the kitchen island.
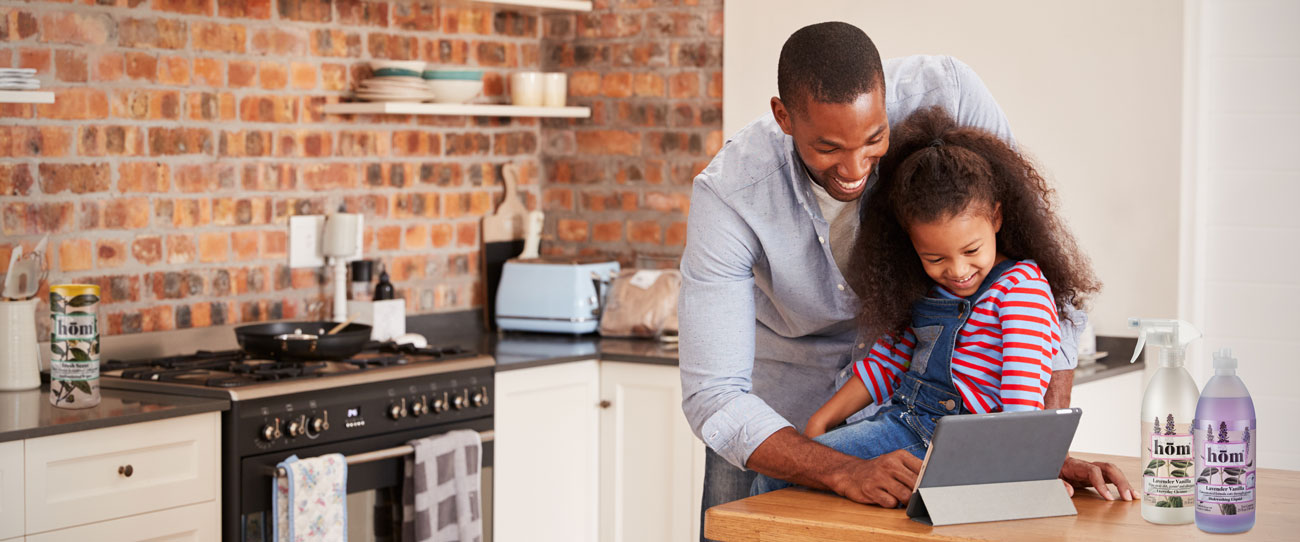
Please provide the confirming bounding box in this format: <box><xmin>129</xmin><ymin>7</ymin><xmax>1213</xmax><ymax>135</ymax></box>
<box><xmin>705</xmin><ymin>452</ymin><xmax>1299</xmax><ymax>541</ymax></box>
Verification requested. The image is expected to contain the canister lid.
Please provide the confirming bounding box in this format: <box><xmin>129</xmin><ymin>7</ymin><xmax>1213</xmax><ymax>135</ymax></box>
<box><xmin>50</xmin><ymin>284</ymin><xmax>101</xmax><ymax>297</ymax></box>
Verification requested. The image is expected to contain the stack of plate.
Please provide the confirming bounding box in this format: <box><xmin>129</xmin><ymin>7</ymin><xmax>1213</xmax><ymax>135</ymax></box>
<box><xmin>355</xmin><ymin>61</ymin><xmax>436</xmax><ymax>103</ymax></box>
<box><xmin>0</xmin><ymin>68</ymin><xmax>39</xmax><ymax>90</ymax></box>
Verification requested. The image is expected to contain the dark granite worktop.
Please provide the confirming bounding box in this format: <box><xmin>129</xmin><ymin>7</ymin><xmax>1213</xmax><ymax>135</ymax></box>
<box><xmin>485</xmin><ymin>332</ymin><xmax>679</xmax><ymax>371</ymax></box>
<box><xmin>0</xmin><ymin>383</ymin><xmax>229</xmax><ymax>443</ymax></box>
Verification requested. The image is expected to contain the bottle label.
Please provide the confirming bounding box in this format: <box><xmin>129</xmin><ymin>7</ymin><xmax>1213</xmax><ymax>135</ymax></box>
<box><xmin>1194</xmin><ymin>419</ymin><xmax>1255</xmax><ymax>516</ymax></box>
<box><xmin>1142</xmin><ymin>415</ymin><xmax>1194</xmax><ymax>509</ymax></box>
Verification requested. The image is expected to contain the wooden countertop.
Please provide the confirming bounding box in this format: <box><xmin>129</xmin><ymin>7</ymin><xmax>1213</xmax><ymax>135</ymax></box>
<box><xmin>705</xmin><ymin>452</ymin><xmax>1299</xmax><ymax>541</ymax></box>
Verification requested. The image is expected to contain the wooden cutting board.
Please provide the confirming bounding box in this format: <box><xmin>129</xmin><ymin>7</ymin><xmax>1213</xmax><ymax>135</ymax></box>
<box><xmin>481</xmin><ymin>163</ymin><xmax>528</xmax><ymax>329</ymax></box>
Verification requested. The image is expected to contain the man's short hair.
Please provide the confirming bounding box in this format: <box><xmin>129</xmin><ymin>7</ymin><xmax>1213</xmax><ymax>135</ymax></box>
<box><xmin>777</xmin><ymin>22</ymin><xmax>884</xmax><ymax>115</ymax></box>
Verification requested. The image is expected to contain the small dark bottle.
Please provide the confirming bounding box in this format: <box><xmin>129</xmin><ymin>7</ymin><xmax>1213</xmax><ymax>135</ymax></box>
<box><xmin>373</xmin><ymin>262</ymin><xmax>395</xmax><ymax>300</ymax></box>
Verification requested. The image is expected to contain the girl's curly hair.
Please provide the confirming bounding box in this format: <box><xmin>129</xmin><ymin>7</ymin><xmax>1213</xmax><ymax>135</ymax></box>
<box><xmin>848</xmin><ymin>106</ymin><xmax>1100</xmax><ymax>339</ymax></box>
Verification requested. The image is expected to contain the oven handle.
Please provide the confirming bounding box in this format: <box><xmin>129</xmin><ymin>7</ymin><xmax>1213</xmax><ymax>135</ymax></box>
<box><xmin>271</xmin><ymin>429</ymin><xmax>494</xmax><ymax>478</ymax></box>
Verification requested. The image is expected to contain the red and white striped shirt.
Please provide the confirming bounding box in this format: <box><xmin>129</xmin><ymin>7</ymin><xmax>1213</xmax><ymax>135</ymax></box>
<box><xmin>852</xmin><ymin>260</ymin><xmax>1061</xmax><ymax>413</ymax></box>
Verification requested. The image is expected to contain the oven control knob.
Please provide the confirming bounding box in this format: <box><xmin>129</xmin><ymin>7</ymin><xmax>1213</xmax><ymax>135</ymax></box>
<box><xmin>388</xmin><ymin>402</ymin><xmax>407</xmax><ymax>420</ymax></box>
<box><xmin>452</xmin><ymin>393</ymin><xmax>466</xmax><ymax>410</ymax></box>
<box><xmin>286</xmin><ymin>419</ymin><xmax>304</xmax><ymax>438</ymax></box>
<box><xmin>311</xmin><ymin>417</ymin><xmax>328</xmax><ymax>433</ymax></box>
<box><xmin>260</xmin><ymin>423</ymin><xmax>278</xmax><ymax>441</ymax></box>
<box><xmin>471</xmin><ymin>388</ymin><xmax>487</xmax><ymax>408</ymax></box>
<box><xmin>410</xmin><ymin>400</ymin><xmax>426</xmax><ymax>417</ymax></box>
<box><xmin>431</xmin><ymin>395</ymin><xmax>447</xmax><ymax>414</ymax></box>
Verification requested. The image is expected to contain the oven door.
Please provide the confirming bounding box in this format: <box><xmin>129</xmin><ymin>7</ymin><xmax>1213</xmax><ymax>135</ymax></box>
<box><xmin>237</xmin><ymin>418</ymin><xmax>493</xmax><ymax>542</ymax></box>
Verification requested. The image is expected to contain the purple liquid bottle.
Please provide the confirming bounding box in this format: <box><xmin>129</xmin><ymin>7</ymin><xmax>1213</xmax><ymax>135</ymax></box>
<box><xmin>1193</xmin><ymin>348</ymin><xmax>1255</xmax><ymax>533</ymax></box>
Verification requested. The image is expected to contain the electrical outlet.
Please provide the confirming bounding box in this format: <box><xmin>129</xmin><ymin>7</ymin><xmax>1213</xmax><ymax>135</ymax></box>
<box><xmin>289</xmin><ymin>215</ymin><xmax>325</xmax><ymax>268</ymax></box>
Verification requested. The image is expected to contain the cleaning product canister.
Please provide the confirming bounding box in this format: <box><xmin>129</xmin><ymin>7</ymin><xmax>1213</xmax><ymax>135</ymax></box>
<box><xmin>1129</xmin><ymin>318</ymin><xmax>1201</xmax><ymax>524</ymax></box>
<box><xmin>49</xmin><ymin>284</ymin><xmax>102</xmax><ymax>409</ymax></box>
<box><xmin>1193</xmin><ymin>348</ymin><xmax>1256</xmax><ymax>533</ymax></box>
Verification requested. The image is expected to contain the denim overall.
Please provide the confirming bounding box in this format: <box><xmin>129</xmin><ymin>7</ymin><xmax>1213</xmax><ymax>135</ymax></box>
<box><xmin>751</xmin><ymin>259</ymin><xmax>1020</xmax><ymax>496</ymax></box>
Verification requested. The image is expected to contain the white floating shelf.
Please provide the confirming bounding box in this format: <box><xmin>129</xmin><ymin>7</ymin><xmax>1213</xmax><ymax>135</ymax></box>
<box><xmin>476</xmin><ymin>0</ymin><xmax>593</xmax><ymax>11</ymax></box>
<box><xmin>0</xmin><ymin>91</ymin><xmax>54</xmax><ymax>104</ymax></box>
<box><xmin>323</xmin><ymin>102</ymin><xmax>591</xmax><ymax>118</ymax></box>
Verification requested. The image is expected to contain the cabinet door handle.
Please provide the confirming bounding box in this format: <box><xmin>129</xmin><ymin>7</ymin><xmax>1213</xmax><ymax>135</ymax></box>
<box><xmin>599</xmin><ymin>400</ymin><xmax>611</xmax><ymax>409</ymax></box>
<box><xmin>118</xmin><ymin>464</ymin><xmax>134</xmax><ymax>477</ymax></box>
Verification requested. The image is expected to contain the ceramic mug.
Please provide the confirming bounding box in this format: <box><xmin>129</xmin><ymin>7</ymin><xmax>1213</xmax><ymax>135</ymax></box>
<box><xmin>543</xmin><ymin>73</ymin><xmax>567</xmax><ymax>107</ymax></box>
<box><xmin>0</xmin><ymin>298</ymin><xmax>41</xmax><ymax>390</ymax></box>
<box><xmin>510</xmin><ymin>72</ymin><xmax>545</xmax><ymax>107</ymax></box>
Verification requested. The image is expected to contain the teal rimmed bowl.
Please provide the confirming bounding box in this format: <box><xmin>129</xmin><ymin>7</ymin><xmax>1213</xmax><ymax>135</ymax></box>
<box><xmin>422</xmin><ymin>69</ymin><xmax>485</xmax><ymax>81</ymax></box>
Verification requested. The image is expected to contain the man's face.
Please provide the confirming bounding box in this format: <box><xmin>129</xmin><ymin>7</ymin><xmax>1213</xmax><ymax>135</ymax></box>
<box><xmin>772</xmin><ymin>90</ymin><xmax>889</xmax><ymax>202</ymax></box>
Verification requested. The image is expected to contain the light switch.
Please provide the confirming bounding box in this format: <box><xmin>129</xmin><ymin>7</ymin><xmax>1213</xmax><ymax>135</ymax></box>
<box><xmin>289</xmin><ymin>215</ymin><xmax>325</xmax><ymax>268</ymax></box>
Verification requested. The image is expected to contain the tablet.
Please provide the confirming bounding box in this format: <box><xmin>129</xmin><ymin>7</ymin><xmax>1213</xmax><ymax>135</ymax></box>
<box><xmin>906</xmin><ymin>408</ymin><xmax>1082</xmax><ymax>523</ymax></box>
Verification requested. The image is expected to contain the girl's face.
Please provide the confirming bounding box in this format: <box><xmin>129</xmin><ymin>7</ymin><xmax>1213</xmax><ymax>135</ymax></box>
<box><xmin>906</xmin><ymin>204</ymin><xmax>1003</xmax><ymax>297</ymax></box>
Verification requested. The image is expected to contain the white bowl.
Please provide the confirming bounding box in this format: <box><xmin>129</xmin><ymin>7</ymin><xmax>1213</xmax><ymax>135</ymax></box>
<box><xmin>428</xmin><ymin>79</ymin><xmax>483</xmax><ymax>104</ymax></box>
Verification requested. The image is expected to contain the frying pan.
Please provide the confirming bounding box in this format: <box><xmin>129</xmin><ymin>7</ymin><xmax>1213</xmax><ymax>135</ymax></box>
<box><xmin>234</xmin><ymin>321</ymin><xmax>373</xmax><ymax>361</ymax></box>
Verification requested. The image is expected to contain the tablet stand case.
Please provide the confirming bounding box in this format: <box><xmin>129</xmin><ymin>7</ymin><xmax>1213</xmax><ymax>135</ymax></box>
<box><xmin>906</xmin><ymin>479</ymin><xmax>1076</xmax><ymax>526</ymax></box>
<box><xmin>905</xmin><ymin>409</ymin><xmax>1082</xmax><ymax>526</ymax></box>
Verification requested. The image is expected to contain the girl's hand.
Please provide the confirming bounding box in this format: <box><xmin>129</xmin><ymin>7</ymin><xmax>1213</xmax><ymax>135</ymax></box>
<box><xmin>804</xmin><ymin>417</ymin><xmax>830</xmax><ymax>438</ymax></box>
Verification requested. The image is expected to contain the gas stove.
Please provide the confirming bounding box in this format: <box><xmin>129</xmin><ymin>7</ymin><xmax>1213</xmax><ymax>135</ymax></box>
<box><xmin>98</xmin><ymin>339</ymin><xmax>496</xmax><ymax>541</ymax></box>
<box><xmin>99</xmin><ymin>342</ymin><xmax>493</xmax><ymax>400</ymax></box>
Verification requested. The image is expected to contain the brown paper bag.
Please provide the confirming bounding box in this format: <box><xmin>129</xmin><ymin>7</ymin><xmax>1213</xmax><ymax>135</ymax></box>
<box><xmin>598</xmin><ymin>269</ymin><xmax>680</xmax><ymax>338</ymax></box>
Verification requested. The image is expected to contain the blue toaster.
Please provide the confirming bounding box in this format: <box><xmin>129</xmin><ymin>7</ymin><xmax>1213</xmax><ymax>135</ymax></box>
<box><xmin>495</xmin><ymin>258</ymin><xmax>621</xmax><ymax>334</ymax></box>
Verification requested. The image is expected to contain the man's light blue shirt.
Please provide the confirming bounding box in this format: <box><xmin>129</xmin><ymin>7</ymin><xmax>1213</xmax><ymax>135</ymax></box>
<box><xmin>679</xmin><ymin>55</ymin><xmax>1082</xmax><ymax>469</ymax></box>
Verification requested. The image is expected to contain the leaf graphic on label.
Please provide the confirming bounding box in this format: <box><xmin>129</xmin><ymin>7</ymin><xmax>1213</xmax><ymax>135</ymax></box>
<box><xmin>1224</xmin><ymin>477</ymin><xmax>1241</xmax><ymax>485</ymax></box>
<box><xmin>69</xmin><ymin>348</ymin><xmax>90</xmax><ymax>361</ymax></box>
<box><xmin>1199</xmin><ymin>467</ymin><xmax>1213</xmax><ymax>477</ymax></box>
<box><xmin>1143</xmin><ymin>469</ymin><xmax>1155</xmax><ymax>477</ymax></box>
<box><xmin>1221</xmin><ymin>503</ymin><xmax>1237</xmax><ymax>515</ymax></box>
<box><xmin>1169</xmin><ymin>496</ymin><xmax>1183</xmax><ymax>508</ymax></box>
<box><xmin>1155</xmin><ymin>500</ymin><xmax>1171</xmax><ymax>508</ymax></box>
<box><xmin>1197</xmin><ymin>477</ymin><xmax>1209</xmax><ymax>484</ymax></box>
<box><xmin>1170</xmin><ymin>460</ymin><xmax>1192</xmax><ymax>469</ymax></box>
<box><xmin>68</xmin><ymin>294</ymin><xmax>100</xmax><ymax>307</ymax></box>
<box><xmin>51</xmin><ymin>343</ymin><xmax>66</xmax><ymax>357</ymax></box>
<box><xmin>72</xmin><ymin>381</ymin><xmax>91</xmax><ymax>394</ymax></box>
<box><xmin>1223</xmin><ymin>467</ymin><xmax>1245</xmax><ymax>476</ymax></box>
<box><xmin>1170</xmin><ymin>469</ymin><xmax>1188</xmax><ymax>478</ymax></box>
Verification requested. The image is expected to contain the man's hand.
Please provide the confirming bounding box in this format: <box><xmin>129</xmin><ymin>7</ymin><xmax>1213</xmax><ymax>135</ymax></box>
<box><xmin>829</xmin><ymin>449</ymin><xmax>923</xmax><ymax>508</ymax></box>
<box><xmin>1059</xmin><ymin>455</ymin><xmax>1135</xmax><ymax>501</ymax></box>
<box><xmin>747</xmin><ymin>428</ymin><xmax>921</xmax><ymax>508</ymax></box>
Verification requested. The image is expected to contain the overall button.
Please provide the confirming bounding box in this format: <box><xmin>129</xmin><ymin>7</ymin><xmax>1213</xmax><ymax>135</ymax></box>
<box><xmin>941</xmin><ymin>399</ymin><xmax>957</xmax><ymax>412</ymax></box>
<box><xmin>857</xmin><ymin>343</ymin><xmax>866</xmax><ymax>349</ymax></box>
<box><xmin>837</xmin><ymin>284</ymin><xmax>845</xmax><ymax>291</ymax></box>
<box><xmin>818</xmin><ymin>236</ymin><xmax>825</xmax><ymax>244</ymax></box>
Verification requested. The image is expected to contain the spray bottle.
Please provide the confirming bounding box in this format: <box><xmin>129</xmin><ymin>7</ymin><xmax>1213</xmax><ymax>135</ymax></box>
<box><xmin>1129</xmin><ymin>318</ymin><xmax>1201</xmax><ymax>525</ymax></box>
<box><xmin>1193</xmin><ymin>348</ymin><xmax>1256</xmax><ymax>533</ymax></box>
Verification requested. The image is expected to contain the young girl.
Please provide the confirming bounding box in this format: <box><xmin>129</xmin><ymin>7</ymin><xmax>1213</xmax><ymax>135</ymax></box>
<box><xmin>752</xmin><ymin>105</ymin><xmax>1100</xmax><ymax>496</ymax></box>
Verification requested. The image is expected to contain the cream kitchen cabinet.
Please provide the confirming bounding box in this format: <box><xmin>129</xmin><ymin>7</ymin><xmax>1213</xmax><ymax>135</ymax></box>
<box><xmin>7</xmin><ymin>412</ymin><xmax>220</xmax><ymax>541</ymax></box>
<box><xmin>598</xmin><ymin>361</ymin><xmax>705</xmax><ymax>542</ymax></box>
<box><xmin>494</xmin><ymin>360</ymin><xmax>705</xmax><ymax>542</ymax></box>
<box><xmin>495</xmin><ymin>360</ymin><xmax>602</xmax><ymax>542</ymax></box>
<box><xmin>1</xmin><ymin>440</ymin><xmax>23</xmax><ymax>540</ymax></box>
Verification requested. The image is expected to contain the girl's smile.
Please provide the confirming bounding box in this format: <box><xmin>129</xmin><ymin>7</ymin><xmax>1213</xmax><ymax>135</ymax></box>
<box><xmin>907</xmin><ymin>205</ymin><xmax>1005</xmax><ymax>297</ymax></box>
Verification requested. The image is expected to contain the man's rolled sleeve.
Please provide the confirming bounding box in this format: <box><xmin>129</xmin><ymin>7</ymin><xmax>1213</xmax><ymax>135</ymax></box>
<box><xmin>679</xmin><ymin>176</ymin><xmax>794</xmax><ymax>469</ymax></box>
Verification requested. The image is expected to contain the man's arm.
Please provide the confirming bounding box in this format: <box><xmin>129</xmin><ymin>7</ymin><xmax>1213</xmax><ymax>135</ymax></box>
<box><xmin>748</xmin><ymin>429</ymin><xmax>922</xmax><ymax>508</ymax></box>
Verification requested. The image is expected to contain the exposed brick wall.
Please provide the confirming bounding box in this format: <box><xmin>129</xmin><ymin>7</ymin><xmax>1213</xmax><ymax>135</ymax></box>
<box><xmin>1</xmin><ymin>0</ymin><xmax>545</xmax><ymax>336</ymax></box>
<box><xmin>539</xmin><ymin>0</ymin><xmax>722</xmax><ymax>266</ymax></box>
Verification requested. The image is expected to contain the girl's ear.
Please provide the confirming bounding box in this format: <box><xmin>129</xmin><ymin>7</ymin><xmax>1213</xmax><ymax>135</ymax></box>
<box><xmin>992</xmin><ymin>202</ymin><xmax>1003</xmax><ymax>233</ymax></box>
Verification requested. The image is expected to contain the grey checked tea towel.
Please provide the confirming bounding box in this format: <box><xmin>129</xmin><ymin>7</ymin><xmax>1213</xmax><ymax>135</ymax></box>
<box><xmin>403</xmin><ymin>430</ymin><xmax>483</xmax><ymax>542</ymax></box>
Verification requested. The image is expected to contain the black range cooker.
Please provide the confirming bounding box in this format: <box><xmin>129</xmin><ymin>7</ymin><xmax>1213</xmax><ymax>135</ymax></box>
<box><xmin>100</xmin><ymin>343</ymin><xmax>495</xmax><ymax>542</ymax></box>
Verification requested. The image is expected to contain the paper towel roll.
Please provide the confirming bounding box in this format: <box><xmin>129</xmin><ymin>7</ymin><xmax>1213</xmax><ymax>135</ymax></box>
<box><xmin>323</xmin><ymin>213</ymin><xmax>360</xmax><ymax>258</ymax></box>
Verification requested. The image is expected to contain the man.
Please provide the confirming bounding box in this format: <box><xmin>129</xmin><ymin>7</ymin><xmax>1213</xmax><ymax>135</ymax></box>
<box><xmin>680</xmin><ymin>21</ymin><xmax>1133</xmax><ymax>536</ymax></box>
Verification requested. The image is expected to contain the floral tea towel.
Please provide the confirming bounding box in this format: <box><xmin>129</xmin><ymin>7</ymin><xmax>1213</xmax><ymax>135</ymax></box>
<box><xmin>274</xmin><ymin>453</ymin><xmax>348</xmax><ymax>542</ymax></box>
